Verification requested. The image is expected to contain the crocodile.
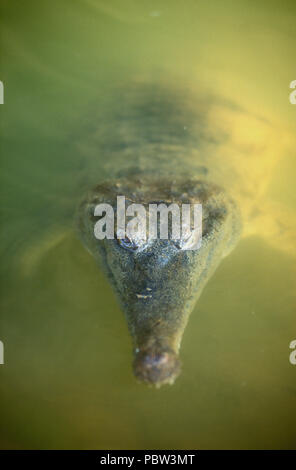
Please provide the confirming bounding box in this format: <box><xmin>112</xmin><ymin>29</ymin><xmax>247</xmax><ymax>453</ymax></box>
<box><xmin>19</xmin><ymin>77</ymin><xmax>296</xmax><ymax>387</ymax></box>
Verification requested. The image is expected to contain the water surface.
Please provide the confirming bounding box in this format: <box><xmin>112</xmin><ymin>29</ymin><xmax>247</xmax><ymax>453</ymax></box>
<box><xmin>0</xmin><ymin>0</ymin><xmax>295</xmax><ymax>449</ymax></box>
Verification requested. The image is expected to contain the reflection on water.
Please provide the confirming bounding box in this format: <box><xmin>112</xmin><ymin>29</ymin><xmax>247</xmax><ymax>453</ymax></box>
<box><xmin>0</xmin><ymin>0</ymin><xmax>295</xmax><ymax>449</ymax></box>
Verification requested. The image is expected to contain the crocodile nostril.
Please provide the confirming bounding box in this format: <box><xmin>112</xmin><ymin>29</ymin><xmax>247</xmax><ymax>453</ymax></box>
<box><xmin>133</xmin><ymin>347</ymin><xmax>181</xmax><ymax>386</ymax></box>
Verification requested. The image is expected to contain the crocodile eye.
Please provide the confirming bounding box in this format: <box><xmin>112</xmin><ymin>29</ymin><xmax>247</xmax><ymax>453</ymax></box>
<box><xmin>117</xmin><ymin>236</ymin><xmax>139</xmax><ymax>251</ymax></box>
<box><xmin>173</xmin><ymin>229</ymin><xmax>201</xmax><ymax>251</ymax></box>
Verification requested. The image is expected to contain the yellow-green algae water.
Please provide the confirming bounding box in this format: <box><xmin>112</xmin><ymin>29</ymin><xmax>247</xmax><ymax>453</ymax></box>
<box><xmin>0</xmin><ymin>0</ymin><xmax>296</xmax><ymax>449</ymax></box>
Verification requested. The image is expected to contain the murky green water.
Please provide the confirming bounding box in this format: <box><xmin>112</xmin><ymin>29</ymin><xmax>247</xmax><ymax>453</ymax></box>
<box><xmin>0</xmin><ymin>0</ymin><xmax>295</xmax><ymax>449</ymax></box>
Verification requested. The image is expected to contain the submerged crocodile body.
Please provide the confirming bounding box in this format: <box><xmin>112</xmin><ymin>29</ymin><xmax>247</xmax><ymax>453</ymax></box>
<box><xmin>76</xmin><ymin>82</ymin><xmax>242</xmax><ymax>386</ymax></box>
<box><xmin>19</xmin><ymin>78</ymin><xmax>294</xmax><ymax>387</ymax></box>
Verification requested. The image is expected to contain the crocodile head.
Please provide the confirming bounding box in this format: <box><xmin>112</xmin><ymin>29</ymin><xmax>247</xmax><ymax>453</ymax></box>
<box><xmin>77</xmin><ymin>174</ymin><xmax>240</xmax><ymax>387</ymax></box>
